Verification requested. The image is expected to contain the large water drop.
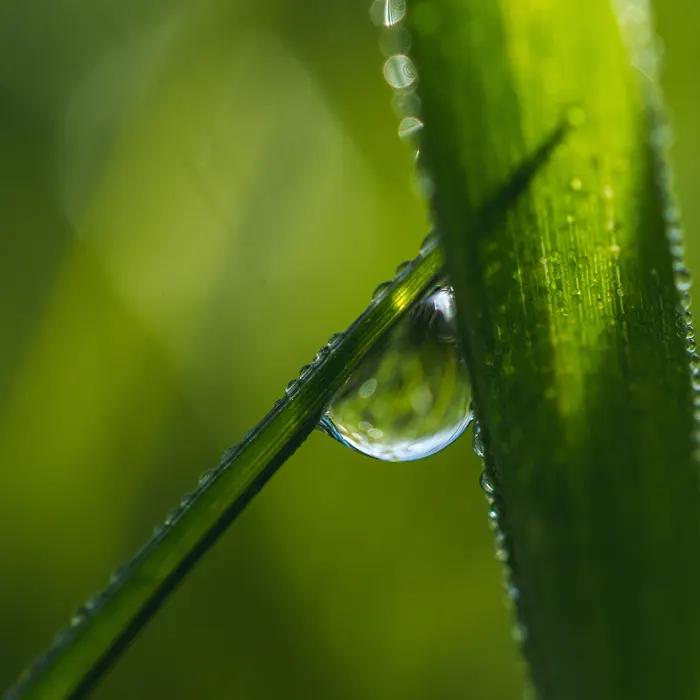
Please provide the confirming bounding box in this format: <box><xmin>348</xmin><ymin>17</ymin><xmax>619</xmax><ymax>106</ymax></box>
<box><xmin>319</xmin><ymin>287</ymin><xmax>472</xmax><ymax>461</ymax></box>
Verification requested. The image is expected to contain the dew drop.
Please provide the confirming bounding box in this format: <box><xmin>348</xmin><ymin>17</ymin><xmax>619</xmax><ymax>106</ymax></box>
<box><xmin>164</xmin><ymin>507</ymin><xmax>181</xmax><ymax>526</ymax></box>
<box><xmin>383</xmin><ymin>0</ymin><xmax>406</xmax><ymax>26</ymax></box>
<box><xmin>395</xmin><ymin>260</ymin><xmax>411</xmax><ymax>276</ymax></box>
<box><xmin>570</xmin><ymin>177</ymin><xmax>583</xmax><ymax>192</ymax></box>
<box><xmin>383</xmin><ymin>54</ymin><xmax>417</xmax><ymax>90</ymax></box>
<box><xmin>70</xmin><ymin>606</ymin><xmax>89</xmax><ymax>628</ymax></box>
<box><xmin>285</xmin><ymin>379</ymin><xmax>299</xmax><ymax>395</ymax></box>
<box><xmin>472</xmin><ymin>421</ymin><xmax>485</xmax><ymax>459</ymax></box>
<box><xmin>319</xmin><ymin>287</ymin><xmax>472</xmax><ymax>461</ymax></box>
<box><xmin>328</xmin><ymin>332</ymin><xmax>344</xmax><ymax>348</ymax></box>
<box><xmin>480</xmin><ymin>470</ymin><xmax>496</xmax><ymax>496</ymax></box>
<box><xmin>313</xmin><ymin>345</ymin><xmax>331</xmax><ymax>366</ymax></box>
<box><xmin>675</xmin><ymin>266</ymin><xmax>692</xmax><ymax>292</ymax></box>
<box><xmin>398</xmin><ymin>116</ymin><xmax>423</xmax><ymax>143</ymax></box>
<box><xmin>199</xmin><ymin>469</ymin><xmax>215</xmax><ymax>487</ymax></box>
<box><xmin>372</xmin><ymin>281</ymin><xmax>392</xmax><ymax>300</ymax></box>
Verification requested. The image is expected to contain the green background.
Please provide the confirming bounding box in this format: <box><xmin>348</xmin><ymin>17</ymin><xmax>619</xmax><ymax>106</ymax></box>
<box><xmin>0</xmin><ymin>1</ymin><xmax>697</xmax><ymax>698</ymax></box>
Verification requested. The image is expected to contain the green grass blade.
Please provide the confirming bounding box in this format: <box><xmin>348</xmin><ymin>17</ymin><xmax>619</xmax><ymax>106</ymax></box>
<box><xmin>407</xmin><ymin>1</ymin><xmax>700</xmax><ymax>698</ymax></box>
<box><xmin>5</xmin><ymin>249</ymin><xmax>445</xmax><ymax>700</ymax></box>
<box><xmin>4</xmin><ymin>117</ymin><xmax>566</xmax><ymax>698</ymax></box>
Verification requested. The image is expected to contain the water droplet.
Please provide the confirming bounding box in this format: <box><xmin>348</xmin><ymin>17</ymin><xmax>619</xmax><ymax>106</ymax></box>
<box><xmin>180</xmin><ymin>492</ymin><xmax>195</xmax><ymax>508</ymax></box>
<box><xmin>199</xmin><ymin>469</ymin><xmax>215</xmax><ymax>487</ymax></box>
<box><xmin>395</xmin><ymin>260</ymin><xmax>411</xmax><ymax>276</ymax></box>
<box><xmin>570</xmin><ymin>177</ymin><xmax>583</xmax><ymax>192</ymax></box>
<box><xmin>473</xmin><ymin>422</ymin><xmax>485</xmax><ymax>459</ymax></box>
<box><xmin>328</xmin><ymin>332</ymin><xmax>344</xmax><ymax>348</ymax></box>
<box><xmin>383</xmin><ymin>0</ymin><xmax>406</xmax><ymax>26</ymax></box>
<box><xmin>285</xmin><ymin>379</ymin><xmax>299</xmax><ymax>395</ymax></box>
<box><xmin>109</xmin><ymin>564</ymin><xmax>129</xmax><ymax>587</ymax></box>
<box><xmin>299</xmin><ymin>364</ymin><xmax>312</xmax><ymax>379</ymax></box>
<box><xmin>372</xmin><ymin>281</ymin><xmax>392</xmax><ymax>300</ymax></box>
<box><xmin>221</xmin><ymin>444</ymin><xmax>242</xmax><ymax>462</ymax></box>
<box><xmin>480</xmin><ymin>470</ymin><xmax>495</xmax><ymax>496</ymax></box>
<box><xmin>313</xmin><ymin>345</ymin><xmax>330</xmax><ymax>366</ymax></box>
<box><xmin>164</xmin><ymin>507</ymin><xmax>181</xmax><ymax>526</ymax></box>
<box><xmin>398</xmin><ymin>116</ymin><xmax>423</xmax><ymax>143</ymax></box>
<box><xmin>675</xmin><ymin>266</ymin><xmax>692</xmax><ymax>292</ymax></box>
<box><xmin>70</xmin><ymin>606</ymin><xmax>89</xmax><ymax>628</ymax></box>
<box><xmin>319</xmin><ymin>287</ymin><xmax>472</xmax><ymax>461</ymax></box>
<box><xmin>383</xmin><ymin>54</ymin><xmax>417</xmax><ymax>90</ymax></box>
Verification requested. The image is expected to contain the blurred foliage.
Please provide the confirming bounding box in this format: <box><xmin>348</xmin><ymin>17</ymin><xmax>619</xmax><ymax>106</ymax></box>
<box><xmin>0</xmin><ymin>1</ymin><xmax>697</xmax><ymax>698</ymax></box>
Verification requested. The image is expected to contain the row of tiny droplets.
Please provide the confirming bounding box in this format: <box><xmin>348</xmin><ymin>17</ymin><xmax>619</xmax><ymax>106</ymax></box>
<box><xmin>613</xmin><ymin>2</ymin><xmax>699</xmax><ymax>455</ymax></box>
<box><xmin>369</xmin><ymin>0</ymin><xmax>435</xmax><ymax>201</ymax></box>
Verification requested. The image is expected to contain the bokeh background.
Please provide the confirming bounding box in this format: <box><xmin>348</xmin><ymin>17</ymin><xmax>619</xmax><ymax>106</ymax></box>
<box><xmin>0</xmin><ymin>1</ymin><xmax>697</xmax><ymax>698</ymax></box>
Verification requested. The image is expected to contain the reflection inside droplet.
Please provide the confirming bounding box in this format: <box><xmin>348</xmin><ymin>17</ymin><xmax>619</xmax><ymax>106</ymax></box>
<box><xmin>319</xmin><ymin>287</ymin><xmax>472</xmax><ymax>461</ymax></box>
<box><xmin>383</xmin><ymin>54</ymin><xmax>417</xmax><ymax>90</ymax></box>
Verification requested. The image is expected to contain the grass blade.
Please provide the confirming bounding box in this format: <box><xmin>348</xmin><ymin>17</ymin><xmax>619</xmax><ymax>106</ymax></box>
<box><xmin>407</xmin><ymin>1</ymin><xmax>700</xmax><ymax>698</ymax></box>
<box><xmin>4</xmin><ymin>112</ymin><xmax>567</xmax><ymax>698</ymax></box>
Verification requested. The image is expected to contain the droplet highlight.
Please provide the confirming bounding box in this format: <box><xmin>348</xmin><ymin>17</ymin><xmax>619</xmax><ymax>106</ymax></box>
<box><xmin>319</xmin><ymin>287</ymin><xmax>472</xmax><ymax>461</ymax></box>
<box><xmin>383</xmin><ymin>54</ymin><xmax>417</xmax><ymax>90</ymax></box>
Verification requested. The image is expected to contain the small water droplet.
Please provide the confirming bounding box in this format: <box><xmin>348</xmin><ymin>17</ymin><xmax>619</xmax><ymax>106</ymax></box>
<box><xmin>507</xmin><ymin>584</ymin><xmax>520</xmax><ymax>602</ymax></box>
<box><xmin>395</xmin><ymin>260</ymin><xmax>411</xmax><ymax>276</ymax></box>
<box><xmin>221</xmin><ymin>444</ymin><xmax>242</xmax><ymax>462</ymax></box>
<box><xmin>85</xmin><ymin>593</ymin><xmax>104</xmax><ymax>613</ymax></box>
<box><xmin>299</xmin><ymin>364</ymin><xmax>312</xmax><ymax>379</ymax></box>
<box><xmin>313</xmin><ymin>345</ymin><xmax>331</xmax><ymax>366</ymax></box>
<box><xmin>109</xmin><ymin>564</ymin><xmax>129</xmax><ymax>587</ymax></box>
<box><xmin>398</xmin><ymin>116</ymin><xmax>423</xmax><ymax>143</ymax></box>
<box><xmin>70</xmin><ymin>606</ymin><xmax>89</xmax><ymax>628</ymax></box>
<box><xmin>199</xmin><ymin>469</ymin><xmax>215</xmax><ymax>487</ymax></box>
<box><xmin>675</xmin><ymin>266</ymin><xmax>692</xmax><ymax>291</ymax></box>
<box><xmin>495</xmin><ymin>546</ymin><xmax>509</xmax><ymax>562</ymax></box>
<box><xmin>286</xmin><ymin>379</ymin><xmax>299</xmax><ymax>395</ymax></box>
<box><xmin>328</xmin><ymin>332</ymin><xmax>344</xmax><ymax>348</ymax></box>
<box><xmin>512</xmin><ymin>621</ymin><xmax>529</xmax><ymax>643</ymax></box>
<box><xmin>180</xmin><ymin>492</ymin><xmax>195</xmax><ymax>508</ymax></box>
<box><xmin>473</xmin><ymin>422</ymin><xmax>485</xmax><ymax>459</ymax></box>
<box><xmin>570</xmin><ymin>177</ymin><xmax>583</xmax><ymax>192</ymax></box>
<box><xmin>372</xmin><ymin>281</ymin><xmax>392</xmax><ymax>300</ymax></box>
<box><xmin>480</xmin><ymin>470</ymin><xmax>495</xmax><ymax>496</ymax></box>
<box><xmin>164</xmin><ymin>507</ymin><xmax>181</xmax><ymax>526</ymax></box>
<box><xmin>383</xmin><ymin>54</ymin><xmax>417</xmax><ymax>90</ymax></box>
<box><xmin>383</xmin><ymin>0</ymin><xmax>406</xmax><ymax>26</ymax></box>
<box><xmin>668</xmin><ymin>226</ymin><xmax>683</xmax><ymax>244</ymax></box>
<box><xmin>319</xmin><ymin>287</ymin><xmax>472</xmax><ymax>461</ymax></box>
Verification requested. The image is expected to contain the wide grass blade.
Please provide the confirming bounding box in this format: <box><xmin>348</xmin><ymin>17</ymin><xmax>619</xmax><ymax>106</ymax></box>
<box><xmin>406</xmin><ymin>1</ymin><xmax>700</xmax><ymax>698</ymax></box>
